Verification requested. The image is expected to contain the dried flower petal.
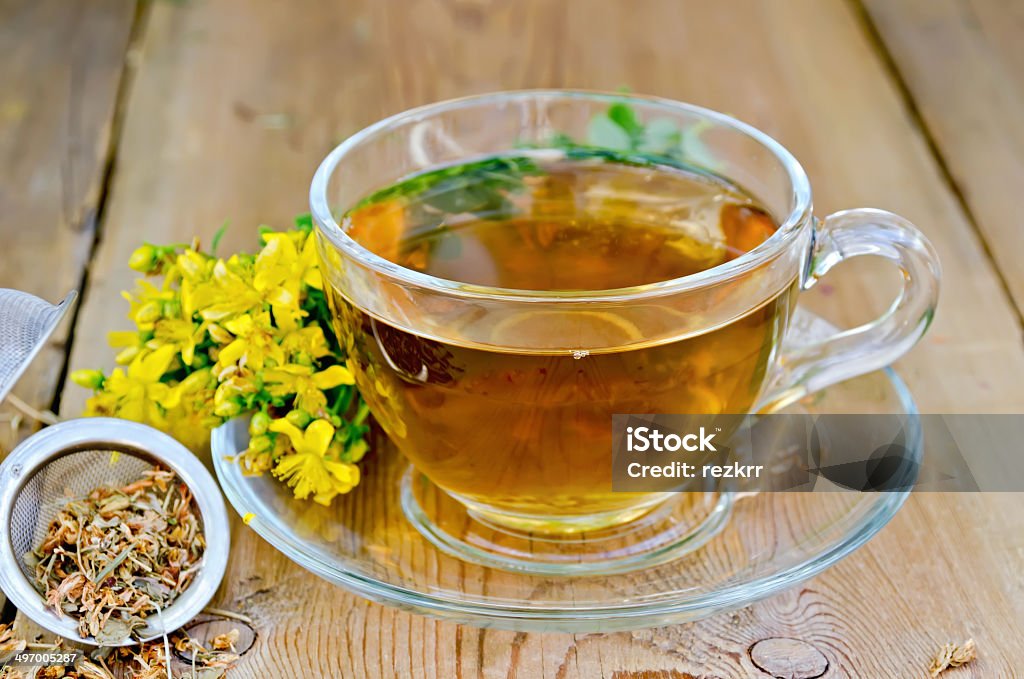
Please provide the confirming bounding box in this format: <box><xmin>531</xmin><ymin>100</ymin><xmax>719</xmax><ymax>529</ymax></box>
<box><xmin>929</xmin><ymin>638</ymin><xmax>977</xmax><ymax>676</ymax></box>
<box><xmin>0</xmin><ymin>622</ymin><xmax>27</xmax><ymax>652</ymax></box>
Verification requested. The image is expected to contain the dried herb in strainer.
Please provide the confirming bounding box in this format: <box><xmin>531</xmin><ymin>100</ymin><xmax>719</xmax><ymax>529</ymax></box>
<box><xmin>25</xmin><ymin>467</ymin><xmax>205</xmax><ymax>644</ymax></box>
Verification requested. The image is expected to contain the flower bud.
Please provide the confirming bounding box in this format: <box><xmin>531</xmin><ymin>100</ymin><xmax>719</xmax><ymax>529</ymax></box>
<box><xmin>214</xmin><ymin>397</ymin><xmax>242</xmax><ymax>418</ymax></box>
<box><xmin>129</xmin><ymin>244</ymin><xmax>158</xmax><ymax>273</ymax></box>
<box><xmin>70</xmin><ymin>369</ymin><xmax>105</xmax><ymax>390</ymax></box>
<box><xmin>207</xmin><ymin>324</ymin><xmax>233</xmax><ymax>345</ymax></box>
<box><xmin>285</xmin><ymin>409</ymin><xmax>312</xmax><ymax>428</ymax></box>
<box><xmin>249</xmin><ymin>411</ymin><xmax>271</xmax><ymax>436</ymax></box>
<box><xmin>135</xmin><ymin>301</ymin><xmax>162</xmax><ymax>325</ymax></box>
<box><xmin>249</xmin><ymin>434</ymin><xmax>273</xmax><ymax>453</ymax></box>
<box><xmin>161</xmin><ymin>299</ymin><xmax>182</xmax><ymax>318</ymax></box>
<box><xmin>114</xmin><ymin>345</ymin><xmax>140</xmax><ymax>365</ymax></box>
<box><xmin>346</xmin><ymin>439</ymin><xmax>368</xmax><ymax>463</ymax></box>
<box><xmin>179</xmin><ymin>368</ymin><xmax>212</xmax><ymax>394</ymax></box>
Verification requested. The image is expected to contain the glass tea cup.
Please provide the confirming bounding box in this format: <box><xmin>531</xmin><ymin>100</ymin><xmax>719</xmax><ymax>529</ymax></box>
<box><xmin>310</xmin><ymin>91</ymin><xmax>939</xmax><ymax>571</ymax></box>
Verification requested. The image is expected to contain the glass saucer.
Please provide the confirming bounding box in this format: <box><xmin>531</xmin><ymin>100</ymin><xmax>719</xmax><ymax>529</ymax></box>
<box><xmin>211</xmin><ymin>312</ymin><xmax>919</xmax><ymax>632</ymax></box>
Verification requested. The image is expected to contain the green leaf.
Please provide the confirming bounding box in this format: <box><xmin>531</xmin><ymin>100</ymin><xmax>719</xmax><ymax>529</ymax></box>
<box><xmin>210</xmin><ymin>221</ymin><xmax>229</xmax><ymax>255</ymax></box>
<box><xmin>607</xmin><ymin>102</ymin><xmax>643</xmax><ymax>139</ymax></box>
<box><xmin>586</xmin><ymin>114</ymin><xmax>632</xmax><ymax>150</ymax></box>
<box><xmin>679</xmin><ymin>119</ymin><xmax>722</xmax><ymax>170</ymax></box>
<box><xmin>639</xmin><ymin>117</ymin><xmax>683</xmax><ymax>156</ymax></box>
<box><xmin>94</xmin><ymin>544</ymin><xmax>135</xmax><ymax>582</ymax></box>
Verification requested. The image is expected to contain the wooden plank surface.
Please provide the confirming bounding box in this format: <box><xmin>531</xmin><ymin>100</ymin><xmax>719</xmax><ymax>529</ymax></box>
<box><xmin>21</xmin><ymin>0</ymin><xmax>1024</xmax><ymax>677</ymax></box>
<box><xmin>0</xmin><ymin>0</ymin><xmax>137</xmax><ymax>454</ymax></box>
<box><xmin>862</xmin><ymin>0</ymin><xmax>1024</xmax><ymax>317</ymax></box>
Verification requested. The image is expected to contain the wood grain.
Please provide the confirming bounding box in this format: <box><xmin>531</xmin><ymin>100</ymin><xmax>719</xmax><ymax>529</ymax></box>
<box><xmin>862</xmin><ymin>0</ymin><xmax>1024</xmax><ymax>317</ymax></box>
<box><xmin>36</xmin><ymin>0</ymin><xmax>1024</xmax><ymax>677</ymax></box>
<box><xmin>0</xmin><ymin>0</ymin><xmax>136</xmax><ymax>453</ymax></box>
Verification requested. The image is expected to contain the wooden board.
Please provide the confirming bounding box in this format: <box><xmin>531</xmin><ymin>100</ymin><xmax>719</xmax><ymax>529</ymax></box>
<box><xmin>863</xmin><ymin>0</ymin><xmax>1024</xmax><ymax>318</ymax></box>
<box><xmin>38</xmin><ymin>0</ymin><xmax>1024</xmax><ymax>676</ymax></box>
<box><xmin>0</xmin><ymin>0</ymin><xmax>137</xmax><ymax>453</ymax></box>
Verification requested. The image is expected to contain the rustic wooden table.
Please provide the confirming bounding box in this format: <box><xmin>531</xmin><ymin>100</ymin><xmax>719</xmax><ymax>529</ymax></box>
<box><xmin>2</xmin><ymin>0</ymin><xmax>1023</xmax><ymax>676</ymax></box>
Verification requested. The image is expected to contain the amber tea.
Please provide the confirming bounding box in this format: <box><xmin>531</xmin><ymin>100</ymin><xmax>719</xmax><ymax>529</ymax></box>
<box><xmin>327</xmin><ymin>154</ymin><xmax>797</xmax><ymax>531</ymax></box>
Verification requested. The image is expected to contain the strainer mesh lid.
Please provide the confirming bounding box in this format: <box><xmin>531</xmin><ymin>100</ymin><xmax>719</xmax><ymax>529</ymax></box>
<box><xmin>0</xmin><ymin>289</ymin><xmax>75</xmax><ymax>403</ymax></box>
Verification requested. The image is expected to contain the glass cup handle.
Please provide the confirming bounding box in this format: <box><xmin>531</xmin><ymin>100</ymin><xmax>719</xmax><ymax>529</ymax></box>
<box><xmin>757</xmin><ymin>208</ymin><xmax>941</xmax><ymax>413</ymax></box>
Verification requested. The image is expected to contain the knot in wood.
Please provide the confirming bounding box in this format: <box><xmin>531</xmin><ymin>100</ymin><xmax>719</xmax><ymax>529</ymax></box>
<box><xmin>748</xmin><ymin>637</ymin><xmax>829</xmax><ymax>678</ymax></box>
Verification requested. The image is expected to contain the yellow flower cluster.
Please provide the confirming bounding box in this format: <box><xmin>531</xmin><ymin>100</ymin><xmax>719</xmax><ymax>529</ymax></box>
<box><xmin>71</xmin><ymin>216</ymin><xmax>369</xmax><ymax>505</ymax></box>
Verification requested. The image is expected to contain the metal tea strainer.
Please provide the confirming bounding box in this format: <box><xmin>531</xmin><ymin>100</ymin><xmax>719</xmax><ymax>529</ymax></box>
<box><xmin>0</xmin><ymin>289</ymin><xmax>231</xmax><ymax>646</ymax></box>
<box><xmin>0</xmin><ymin>420</ymin><xmax>231</xmax><ymax>646</ymax></box>
<box><xmin>0</xmin><ymin>288</ymin><xmax>77</xmax><ymax>405</ymax></box>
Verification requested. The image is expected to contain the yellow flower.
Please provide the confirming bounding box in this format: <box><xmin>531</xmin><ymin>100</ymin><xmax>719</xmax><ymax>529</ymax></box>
<box><xmin>263</xmin><ymin>363</ymin><xmax>355</xmax><ymax>414</ymax></box>
<box><xmin>76</xmin><ymin>217</ymin><xmax>370</xmax><ymax>505</ymax></box>
<box><xmin>270</xmin><ymin>419</ymin><xmax>360</xmax><ymax>504</ymax></box>
<box><xmin>82</xmin><ymin>389</ymin><xmax>119</xmax><ymax>418</ymax></box>
<box><xmin>297</xmin><ymin>231</ymin><xmax>323</xmax><ymax>290</ymax></box>
<box><xmin>150</xmin><ymin>318</ymin><xmax>204</xmax><ymax>366</ymax></box>
<box><xmin>188</xmin><ymin>246</ymin><xmax>308</xmax><ymax>332</ymax></box>
<box><xmin>176</xmin><ymin>248</ymin><xmax>214</xmax><ymax>282</ymax></box>
<box><xmin>122</xmin><ymin>280</ymin><xmax>176</xmax><ymax>331</ymax></box>
<box><xmin>101</xmin><ymin>345</ymin><xmax>180</xmax><ymax>427</ymax></box>
<box><xmin>176</xmin><ymin>249</ymin><xmax>215</xmax><ymax>317</ymax></box>
<box><xmin>216</xmin><ymin>312</ymin><xmax>284</xmax><ymax>371</ymax></box>
<box><xmin>192</xmin><ymin>257</ymin><xmax>264</xmax><ymax>322</ymax></box>
<box><xmin>253</xmin><ymin>233</ymin><xmax>312</xmax><ymax>331</ymax></box>
<box><xmin>107</xmin><ymin>330</ymin><xmax>147</xmax><ymax>365</ymax></box>
<box><xmin>166</xmin><ymin>372</ymin><xmax>219</xmax><ymax>452</ymax></box>
<box><xmin>280</xmin><ymin>326</ymin><xmax>331</xmax><ymax>364</ymax></box>
<box><xmin>213</xmin><ymin>371</ymin><xmax>257</xmax><ymax>417</ymax></box>
<box><xmin>260</xmin><ymin>230</ymin><xmax>322</xmax><ymax>290</ymax></box>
